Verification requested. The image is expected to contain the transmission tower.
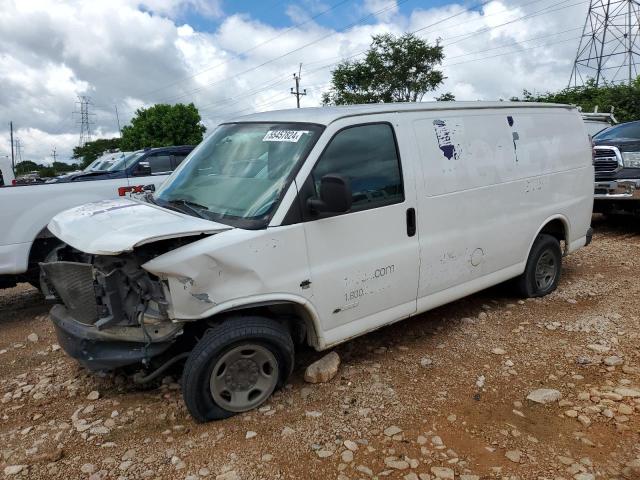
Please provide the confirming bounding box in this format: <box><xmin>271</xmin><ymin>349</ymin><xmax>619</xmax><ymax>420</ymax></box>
<box><xmin>74</xmin><ymin>95</ymin><xmax>95</xmax><ymax>147</ymax></box>
<box><xmin>14</xmin><ymin>138</ymin><xmax>23</xmax><ymax>163</ymax></box>
<box><xmin>569</xmin><ymin>0</ymin><xmax>640</xmax><ymax>87</ymax></box>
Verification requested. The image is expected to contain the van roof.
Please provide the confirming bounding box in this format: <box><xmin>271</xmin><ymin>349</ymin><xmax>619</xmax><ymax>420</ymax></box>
<box><xmin>230</xmin><ymin>101</ymin><xmax>575</xmax><ymax>126</ymax></box>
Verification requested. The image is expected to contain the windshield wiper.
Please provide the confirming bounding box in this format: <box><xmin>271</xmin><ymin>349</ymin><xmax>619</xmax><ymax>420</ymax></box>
<box><xmin>167</xmin><ymin>199</ymin><xmax>210</xmax><ymax>219</ymax></box>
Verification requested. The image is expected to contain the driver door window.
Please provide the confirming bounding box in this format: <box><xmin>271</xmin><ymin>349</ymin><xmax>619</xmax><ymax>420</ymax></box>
<box><xmin>310</xmin><ymin>123</ymin><xmax>404</xmax><ymax>214</ymax></box>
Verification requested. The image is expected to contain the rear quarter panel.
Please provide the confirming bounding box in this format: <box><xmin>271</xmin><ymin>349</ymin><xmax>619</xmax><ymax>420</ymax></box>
<box><xmin>406</xmin><ymin>107</ymin><xmax>592</xmax><ymax>300</ymax></box>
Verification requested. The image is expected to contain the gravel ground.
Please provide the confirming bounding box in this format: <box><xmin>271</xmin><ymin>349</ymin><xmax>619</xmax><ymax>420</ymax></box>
<box><xmin>1</xmin><ymin>215</ymin><xmax>639</xmax><ymax>480</ymax></box>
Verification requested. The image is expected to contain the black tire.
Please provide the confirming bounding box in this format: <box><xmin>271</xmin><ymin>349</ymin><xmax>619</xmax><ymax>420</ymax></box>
<box><xmin>515</xmin><ymin>233</ymin><xmax>562</xmax><ymax>298</ymax></box>
<box><xmin>181</xmin><ymin>317</ymin><xmax>294</xmax><ymax>422</ymax></box>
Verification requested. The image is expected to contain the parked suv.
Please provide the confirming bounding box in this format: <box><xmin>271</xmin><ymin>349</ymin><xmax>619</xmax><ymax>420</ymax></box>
<box><xmin>52</xmin><ymin>146</ymin><xmax>194</xmax><ymax>183</ymax></box>
<box><xmin>592</xmin><ymin>120</ymin><xmax>640</xmax><ymax>215</ymax></box>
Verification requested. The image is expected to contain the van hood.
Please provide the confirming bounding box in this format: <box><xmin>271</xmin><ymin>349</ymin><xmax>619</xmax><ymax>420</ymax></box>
<box><xmin>48</xmin><ymin>198</ymin><xmax>233</xmax><ymax>255</ymax></box>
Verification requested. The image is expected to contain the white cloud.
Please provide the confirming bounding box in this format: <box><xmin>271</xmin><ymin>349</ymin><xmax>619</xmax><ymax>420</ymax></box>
<box><xmin>363</xmin><ymin>0</ymin><xmax>400</xmax><ymax>22</ymax></box>
<box><xmin>0</xmin><ymin>0</ymin><xmax>589</xmax><ymax>163</ymax></box>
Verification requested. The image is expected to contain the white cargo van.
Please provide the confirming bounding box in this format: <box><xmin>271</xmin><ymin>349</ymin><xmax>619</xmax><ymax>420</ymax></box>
<box><xmin>0</xmin><ymin>157</ymin><xmax>15</xmax><ymax>186</ymax></box>
<box><xmin>43</xmin><ymin>102</ymin><xmax>594</xmax><ymax>422</ymax></box>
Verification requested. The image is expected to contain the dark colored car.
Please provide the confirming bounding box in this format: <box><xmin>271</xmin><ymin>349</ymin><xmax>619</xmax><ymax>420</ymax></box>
<box><xmin>52</xmin><ymin>146</ymin><xmax>195</xmax><ymax>183</ymax></box>
<box><xmin>592</xmin><ymin>120</ymin><xmax>640</xmax><ymax>215</ymax></box>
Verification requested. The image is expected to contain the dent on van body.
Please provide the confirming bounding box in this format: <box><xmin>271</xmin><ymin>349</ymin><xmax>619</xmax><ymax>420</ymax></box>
<box><xmin>142</xmin><ymin>226</ymin><xmax>317</xmax><ymax>322</ymax></box>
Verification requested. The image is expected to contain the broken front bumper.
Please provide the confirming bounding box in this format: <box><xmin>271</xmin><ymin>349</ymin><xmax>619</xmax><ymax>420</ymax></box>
<box><xmin>50</xmin><ymin>304</ymin><xmax>182</xmax><ymax>371</ymax></box>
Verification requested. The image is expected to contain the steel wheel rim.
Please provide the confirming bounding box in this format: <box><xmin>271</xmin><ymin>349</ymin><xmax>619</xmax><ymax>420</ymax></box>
<box><xmin>535</xmin><ymin>250</ymin><xmax>557</xmax><ymax>291</ymax></box>
<box><xmin>210</xmin><ymin>344</ymin><xmax>278</xmax><ymax>412</ymax></box>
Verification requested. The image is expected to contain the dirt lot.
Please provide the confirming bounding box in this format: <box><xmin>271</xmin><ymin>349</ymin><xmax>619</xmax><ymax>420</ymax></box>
<box><xmin>1</xmin><ymin>215</ymin><xmax>639</xmax><ymax>480</ymax></box>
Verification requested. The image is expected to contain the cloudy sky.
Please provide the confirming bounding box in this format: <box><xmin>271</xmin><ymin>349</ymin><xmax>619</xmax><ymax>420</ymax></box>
<box><xmin>0</xmin><ymin>0</ymin><xmax>589</xmax><ymax>164</ymax></box>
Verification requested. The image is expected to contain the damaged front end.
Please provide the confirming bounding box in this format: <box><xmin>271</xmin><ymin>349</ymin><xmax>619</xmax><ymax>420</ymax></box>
<box><xmin>42</xmin><ymin>246</ymin><xmax>184</xmax><ymax>371</ymax></box>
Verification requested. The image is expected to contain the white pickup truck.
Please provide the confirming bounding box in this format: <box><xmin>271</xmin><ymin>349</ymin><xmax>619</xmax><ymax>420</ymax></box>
<box><xmin>0</xmin><ymin>157</ymin><xmax>15</xmax><ymax>187</ymax></box>
<box><xmin>0</xmin><ymin>146</ymin><xmax>194</xmax><ymax>291</ymax></box>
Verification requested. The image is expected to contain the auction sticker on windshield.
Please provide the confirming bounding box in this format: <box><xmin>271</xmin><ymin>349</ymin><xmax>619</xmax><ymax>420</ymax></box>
<box><xmin>263</xmin><ymin>130</ymin><xmax>309</xmax><ymax>142</ymax></box>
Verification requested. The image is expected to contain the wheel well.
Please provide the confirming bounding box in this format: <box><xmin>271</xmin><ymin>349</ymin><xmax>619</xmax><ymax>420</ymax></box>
<box><xmin>190</xmin><ymin>302</ymin><xmax>320</xmax><ymax>349</ymax></box>
<box><xmin>24</xmin><ymin>229</ymin><xmax>64</xmax><ymax>283</ymax></box>
<box><xmin>539</xmin><ymin>218</ymin><xmax>568</xmax><ymax>253</ymax></box>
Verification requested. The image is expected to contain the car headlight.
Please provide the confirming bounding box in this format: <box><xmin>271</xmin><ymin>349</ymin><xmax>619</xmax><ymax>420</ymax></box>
<box><xmin>622</xmin><ymin>151</ymin><xmax>640</xmax><ymax>168</ymax></box>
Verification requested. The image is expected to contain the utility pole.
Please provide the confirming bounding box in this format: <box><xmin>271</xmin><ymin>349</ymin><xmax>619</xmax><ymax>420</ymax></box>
<box><xmin>290</xmin><ymin>63</ymin><xmax>306</xmax><ymax>108</ymax></box>
<box><xmin>114</xmin><ymin>105</ymin><xmax>122</xmax><ymax>138</ymax></box>
<box><xmin>9</xmin><ymin>121</ymin><xmax>14</xmax><ymax>172</ymax></box>
<box><xmin>74</xmin><ymin>95</ymin><xmax>94</xmax><ymax>147</ymax></box>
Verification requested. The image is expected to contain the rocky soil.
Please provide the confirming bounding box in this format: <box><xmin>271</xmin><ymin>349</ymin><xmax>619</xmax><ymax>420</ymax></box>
<box><xmin>1</xmin><ymin>215</ymin><xmax>639</xmax><ymax>480</ymax></box>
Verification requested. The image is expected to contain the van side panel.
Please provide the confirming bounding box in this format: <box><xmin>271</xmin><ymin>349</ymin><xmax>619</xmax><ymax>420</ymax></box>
<box><xmin>410</xmin><ymin>108</ymin><xmax>592</xmax><ymax>303</ymax></box>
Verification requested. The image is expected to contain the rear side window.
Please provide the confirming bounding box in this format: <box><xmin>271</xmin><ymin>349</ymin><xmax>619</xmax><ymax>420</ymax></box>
<box><xmin>311</xmin><ymin>123</ymin><xmax>404</xmax><ymax>211</ymax></box>
<box><xmin>172</xmin><ymin>153</ymin><xmax>188</xmax><ymax>168</ymax></box>
<box><xmin>148</xmin><ymin>154</ymin><xmax>172</xmax><ymax>174</ymax></box>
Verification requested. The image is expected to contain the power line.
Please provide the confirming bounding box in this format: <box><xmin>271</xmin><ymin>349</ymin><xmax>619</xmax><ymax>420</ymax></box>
<box><xmin>216</xmin><ymin>33</ymin><xmax>585</xmax><ymax>117</ymax></box>
<box><xmin>198</xmin><ymin>0</ymin><xmax>586</xmax><ymax>115</ymax></box>
<box><xmin>157</xmin><ymin>0</ymin><xmax>410</xmax><ymax>104</ymax></box>
<box><xmin>141</xmin><ymin>0</ymin><xmax>354</xmax><ymax>99</ymax></box>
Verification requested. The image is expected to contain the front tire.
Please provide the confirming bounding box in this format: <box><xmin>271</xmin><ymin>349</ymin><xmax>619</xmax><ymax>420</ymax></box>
<box><xmin>181</xmin><ymin>317</ymin><xmax>294</xmax><ymax>422</ymax></box>
<box><xmin>515</xmin><ymin>233</ymin><xmax>562</xmax><ymax>298</ymax></box>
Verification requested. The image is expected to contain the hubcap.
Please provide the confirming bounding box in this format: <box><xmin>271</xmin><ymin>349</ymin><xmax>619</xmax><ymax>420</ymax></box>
<box><xmin>534</xmin><ymin>250</ymin><xmax>557</xmax><ymax>291</ymax></box>
<box><xmin>210</xmin><ymin>344</ymin><xmax>278</xmax><ymax>412</ymax></box>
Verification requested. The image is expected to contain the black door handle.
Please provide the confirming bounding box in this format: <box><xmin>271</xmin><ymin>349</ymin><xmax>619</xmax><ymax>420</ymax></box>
<box><xmin>406</xmin><ymin>208</ymin><xmax>416</xmax><ymax>237</ymax></box>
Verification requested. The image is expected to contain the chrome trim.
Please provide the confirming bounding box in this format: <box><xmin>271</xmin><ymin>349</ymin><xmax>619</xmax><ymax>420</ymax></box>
<box><xmin>593</xmin><ymin>145</ymin><xmax>623</xmax><ymax>173</ymax></box>
<box><xmin>594</xmin><ymin>179</ymin><xmax>640</xmax><ymax>200</ymax></box>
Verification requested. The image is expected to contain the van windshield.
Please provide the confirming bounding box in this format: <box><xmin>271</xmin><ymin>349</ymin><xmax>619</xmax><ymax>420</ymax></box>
<box><xmin>154</xmin><ymin>122</ymin><xmax>322</xmax><ymax>228</ymax></box>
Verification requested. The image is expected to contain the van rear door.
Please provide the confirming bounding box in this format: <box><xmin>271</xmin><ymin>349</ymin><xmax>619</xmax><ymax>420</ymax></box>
<box><xmin>297</xmin><ymin>120</ymin><xmax>420</xmax><ymax>345</ymax></box>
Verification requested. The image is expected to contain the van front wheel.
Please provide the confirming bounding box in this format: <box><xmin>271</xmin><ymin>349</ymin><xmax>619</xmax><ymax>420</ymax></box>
<box><xmin>516</xmin><ymin>234</ymin><xmax>562</xmax><ymax>298</ymax></box>
<box><xmin>181</xmin><ymin>317</ymin><xmax>294</xmax><ymax>422</ymax></box>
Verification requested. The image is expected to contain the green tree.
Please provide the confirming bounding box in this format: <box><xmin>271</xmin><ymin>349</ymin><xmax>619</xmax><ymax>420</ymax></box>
<box><xmin>435</xmin><ymin>92</ymin><xmax>456</xmax><ymax>101</ymax></box>
<box><xmin>72</xmin><ymin>138</ymin><xmax>122</xmax><ymax>168</ymax></box>
<box><xmin>512</xmin><ymin>77</ymin><xmax>640</xmax><ymax>123</ymax></box>
<box><xmin>120</xmin><ymin>103</ymin><xmax>206</xmax><ymax>151</ymax></box>
<box><xmin>38</xmin><ymin>166</ymin><xmax>57</xmax><ymax>178</ymax></box>
<box><xmin>52</xmin><ymin>161</ymin><xmax>80</xmax><ymax>173</ymax></box>
<box><xmin>322</xmin><ymin>33</ymin><xmax>445</xmax><ymax>105</ymax></box>
<box><xmin>15</xmin><ymin>160</ymin><xmax>41</xmax><ymax>175</ymax></box>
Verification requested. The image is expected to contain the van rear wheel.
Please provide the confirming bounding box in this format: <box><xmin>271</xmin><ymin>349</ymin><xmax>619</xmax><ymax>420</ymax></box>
<box><xmin>181</xmin><ymin>317</ymin><xmax>294</xmax><ymax>422</ymax></box>
<box><xmin>515</xmin><ymin>234</ymin><xmax>562</xmax><ymax>298</ymax></box>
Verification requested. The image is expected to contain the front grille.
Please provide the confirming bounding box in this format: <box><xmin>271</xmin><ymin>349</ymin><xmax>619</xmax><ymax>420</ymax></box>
<box><xmin>41</xmin><ymin>261</ymin><xmax>98</xmax><ymax>325</ymax></box>
<box><xmin>594</xmin><ymin>148</ymin><xmax>619</xmax><ymax>173</ymax></box>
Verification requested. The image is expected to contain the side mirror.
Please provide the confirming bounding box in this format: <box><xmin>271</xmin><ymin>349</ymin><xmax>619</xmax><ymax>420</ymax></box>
<box><xmin>135</xmin><ymin>161</ymin><xmax>152</xmax><ymax>176</ymax></box>
<box><xmin>307</xmin><ymin>174</ymin><xmax>352</xmax><ymax>214</ymax></box>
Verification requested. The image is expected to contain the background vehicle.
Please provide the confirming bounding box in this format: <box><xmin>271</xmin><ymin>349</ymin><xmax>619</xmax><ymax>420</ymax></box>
<box><xmin>0</xmin><ymin>145</ymin><xmax>195</xmax><ymax>290</ymax></box>
<box><xmin>0</xmin><ymin>157</ymin><xmax>15</xmax><ymax>186</ymax></box>
<box><xmin>43</xmin><ymin>102</ymin><xmax>593</xmax><ymax>422</ymax></box>
<box><xmin>581</xmin><ymin>111</ymin><xmax>617</xmax><ymax>136</ymax></box>
<box><xmin>50</xmin><ymin>147</ymin><xmax>191</xmax><ymax>183</ymax></box>
<box><xmin>592</xmin><ymin>120</ymin><xmax>640</xmax><ymax>215</ymax></box>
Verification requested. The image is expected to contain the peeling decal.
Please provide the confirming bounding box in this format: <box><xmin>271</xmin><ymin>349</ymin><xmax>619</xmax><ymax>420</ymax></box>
<box><xmin>507</xmin><ymin>116</ymin><xmax>519</xmax><ymax>162</ymax></box>
<box><xmin>432</xmin><ymin>119</ymin><xmax>463</xmax><ymax>161</ymax></box>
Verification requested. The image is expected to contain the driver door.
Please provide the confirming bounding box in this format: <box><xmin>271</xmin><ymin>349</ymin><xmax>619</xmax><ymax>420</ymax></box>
<box><xmin>299</xmin><ymin>121</ymin><xmax>420</xmax><ymax>344</ymax></box>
